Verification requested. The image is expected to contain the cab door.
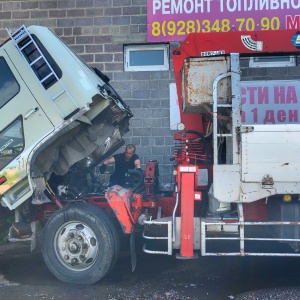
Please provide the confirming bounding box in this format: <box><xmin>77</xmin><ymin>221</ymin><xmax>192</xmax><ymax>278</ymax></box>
<box><xmin>0</xmin><ymin>51</ymin><xmax>54</xmax><ymax>196</ymax></box>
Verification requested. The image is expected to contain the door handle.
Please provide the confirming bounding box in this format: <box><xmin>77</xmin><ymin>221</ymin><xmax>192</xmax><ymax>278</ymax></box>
<box><xmin>24</xmin><ymin>107</ymin><xmax>39</xmax><ymax>120</ymax></box>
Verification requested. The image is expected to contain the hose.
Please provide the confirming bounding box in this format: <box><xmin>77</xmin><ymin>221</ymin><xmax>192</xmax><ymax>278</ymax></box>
<box><xmin>128</xmin><ymin>169</ymin><xmax>145</xmax><ymax>193</ymax></box>
<box><xmin>184</xmin><ymin>130</ymin><xmax>208</xmax><ymax>153</ymax></box>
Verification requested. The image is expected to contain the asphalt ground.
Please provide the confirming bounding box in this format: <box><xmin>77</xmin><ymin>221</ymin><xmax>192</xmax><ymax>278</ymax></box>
<box><xmin>0</xmin><ymin>239</ymin><xmax>300</xmax><ymax>300</ymax></box>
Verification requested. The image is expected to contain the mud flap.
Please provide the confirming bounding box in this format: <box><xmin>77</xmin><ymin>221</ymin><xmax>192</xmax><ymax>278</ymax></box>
<box><xmin>130</xmin><ymin>226</ymin><xmax>136</xmax><ymax>272</ymax></box>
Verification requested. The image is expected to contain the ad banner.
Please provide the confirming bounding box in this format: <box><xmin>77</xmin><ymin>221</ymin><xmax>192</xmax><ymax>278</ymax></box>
<box><xmin>148</xmin><ymin>0</ymin><xmax>300</xmax><ymax>42</ymax></box>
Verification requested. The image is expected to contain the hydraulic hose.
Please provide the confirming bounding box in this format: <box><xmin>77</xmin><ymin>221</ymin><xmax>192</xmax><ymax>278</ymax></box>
<box><xmin>184</xmin><ymin>129</ymin><xmax>207</xmax><ymax>153</ymax></box>
<box><xmin>129</xmin><ymin>169</ymin><xmax>145</xmax><ymax>193</ymax></box>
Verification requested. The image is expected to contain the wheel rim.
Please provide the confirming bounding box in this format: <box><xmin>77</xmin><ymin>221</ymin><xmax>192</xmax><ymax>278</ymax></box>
<box><xmin>54</xmin><ymin>221</ymin><xmax>99</xmax><ymax>271</ymax></box>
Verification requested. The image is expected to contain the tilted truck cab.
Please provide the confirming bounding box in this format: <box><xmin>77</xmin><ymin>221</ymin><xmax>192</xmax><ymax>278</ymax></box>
<box><xmin>0</xmin><ymin>25</ymin><xmax>131</xmax><ymax>210</ymax></box>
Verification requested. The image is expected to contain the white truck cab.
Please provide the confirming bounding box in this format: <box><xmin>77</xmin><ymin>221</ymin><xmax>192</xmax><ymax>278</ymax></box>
<box><xmin>0</xmin><ymin>25</ymin><xmax>132</xmax><ymax>210</ymax></box>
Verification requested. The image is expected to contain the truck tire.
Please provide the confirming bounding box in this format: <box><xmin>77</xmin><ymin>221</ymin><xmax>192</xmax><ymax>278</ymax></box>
<box><xmin>41</xmin><ymin>203</ymin><xmax>120</xmax><ymax>284</ymax></box>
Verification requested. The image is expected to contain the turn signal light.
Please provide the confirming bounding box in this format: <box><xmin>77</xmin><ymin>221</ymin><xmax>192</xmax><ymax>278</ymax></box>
<box><xmin>0</xmin><ymin>176</ymin><xmax>7</xmax><ymax>185</ymax></box>
<box><xmin>283</xmin><ymin>194</ymin><xmax>292</xmax><ymax>202</ymax></box>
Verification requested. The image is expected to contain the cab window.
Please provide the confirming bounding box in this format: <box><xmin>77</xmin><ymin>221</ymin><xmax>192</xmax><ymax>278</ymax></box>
<box><xmin>0</xmin><ymin>57</ymin><xmax>20</xmax><ymax>108</ymax></box>
<box><xmin>0</xmin><ymin>118</ymin><xmax>24</xmax><ymax>170</ymax></box>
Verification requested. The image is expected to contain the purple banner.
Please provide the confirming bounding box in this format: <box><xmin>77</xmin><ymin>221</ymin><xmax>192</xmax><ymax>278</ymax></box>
<box><xmin>147</xmin><ymin>0</ymin><xmax>300</xmax><ymax>42</ymax></box>
<box><xmin>242</xmin><ymin>80</ymin><xmax>300</xmax><ymax>124</ymax></box>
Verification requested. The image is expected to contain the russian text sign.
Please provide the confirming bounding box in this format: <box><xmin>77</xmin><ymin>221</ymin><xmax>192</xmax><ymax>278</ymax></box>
<box><xmin>242</xmin><ymin>80</ymin><xmax>300</xmax><ymax>124</ymax></box>
<box><xmin>147</xmin><ymin>0</ymin><xmax>300</xmax><ymax>42</ymax></box>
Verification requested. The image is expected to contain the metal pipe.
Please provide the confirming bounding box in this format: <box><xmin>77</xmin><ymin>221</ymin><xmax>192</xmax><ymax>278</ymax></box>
<box><xmin>172</xmin><ymin>184</ymin><xmax>179</xmax><ymax>242</ymax></box>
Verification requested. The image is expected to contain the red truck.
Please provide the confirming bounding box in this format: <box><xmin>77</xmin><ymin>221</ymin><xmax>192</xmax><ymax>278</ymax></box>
<box><xmin>1</xmin><ymin>25</ymin><xmax>300</xmax><ymax>285</ymax></box>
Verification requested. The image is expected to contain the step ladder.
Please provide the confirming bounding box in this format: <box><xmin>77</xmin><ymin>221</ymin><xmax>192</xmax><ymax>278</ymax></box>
<box><xmin>201</xmin><ymin>203</ymin><xmax>300</xmax><ymax>256</ymax></box>
<box><xmin>6</xmin><ymin>25</ymin><xmax>79</xmax><ymax>119</ymax></box>
<box><xmin>212</xmin><ymin>53</ymin><xmax>241</xmax><ymax>165</ymax></box>
<box><xmin>8</xmin><ymin>221</ymin><xmax>38</xmax><ymax>252</ymax></box>
<box><xmin>142</xmin><ymin>218</ymin><xmax>173</xmax><ymax>255</ymax></box>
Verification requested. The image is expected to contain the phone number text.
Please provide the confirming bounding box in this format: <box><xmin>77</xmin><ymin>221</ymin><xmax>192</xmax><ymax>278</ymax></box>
<box><xmin>151</xmin><ymin>17</ymin><xmax>280</xmax><ymax>37</ymax></box>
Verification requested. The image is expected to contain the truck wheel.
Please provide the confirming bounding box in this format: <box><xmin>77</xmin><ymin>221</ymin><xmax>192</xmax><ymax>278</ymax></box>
<box><xmin>41</xmin><ymin>203</ymin><xmax>119</xmax><ymax>284</ymax></box>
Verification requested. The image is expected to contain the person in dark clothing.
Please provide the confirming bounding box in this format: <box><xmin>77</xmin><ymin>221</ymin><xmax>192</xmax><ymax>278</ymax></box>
<box><xmin>99</xmin><ymin>144</ymin><xmax>141</xmax><ymax>186</ymax></box>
